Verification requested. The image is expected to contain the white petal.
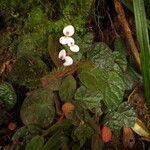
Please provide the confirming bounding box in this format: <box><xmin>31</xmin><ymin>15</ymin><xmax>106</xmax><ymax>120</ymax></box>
<box><xmin>58</xmin><ymin>49</ymin><xmax>66</xmax><ymax>60</ymax></box>
<box><xmin>63</xmin><ymin>25</ymin><xmax>75</xmax><ymax>36</ymax></box>
<box><xmin>63</xmin><ymin>56</ymin><xmax>73</xmax><ymax>66</ymax></box>
<box><xmin>66</xmin><ymin>37</ymin><xmax>75</xmax><ymax>47</ymax></box>
<box><xmin>70</xmin><ymin>45</ymin><xmax>79</xmax><ymax>52</ymax></box>
<box><xmin>59</xmin><ymin>36</ymin><xmax>68</xmax><ymax>45</ymax></box>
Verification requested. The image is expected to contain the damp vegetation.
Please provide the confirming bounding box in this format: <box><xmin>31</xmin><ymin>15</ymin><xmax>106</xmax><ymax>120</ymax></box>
<box><xmin>0</xmin><ymin>0</ymin><xmax>150</xmax><ymax>149</ymax></box>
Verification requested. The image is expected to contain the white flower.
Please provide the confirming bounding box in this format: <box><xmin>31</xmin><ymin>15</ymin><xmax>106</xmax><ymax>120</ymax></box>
<box><xmin>70</xmin><ymin>45</ymin><xmax>79</xmax><ymax>52</ymax></box>
<box><xmin>66</xmin><ymin>37</ymin><xmax>75</xmax><ymax>47</ymax></box>
<box><xmin>58</xmin><ymin>49</ymin><xmax>66</xmax><ymax>60</ymax></box>
<box><xmin>63</xmin><ymin>56</ymin><xmax>73</xmax><ymax>66</ymax></box>
<box><xmin>63</xmin><ymin>25</ymin><xmax>75</xmax><ymax>36</ymax></box>
<box><xmin>59</xmin><ymin>36</ymin><xmax>68</xmax><ymax>45</ymax></box>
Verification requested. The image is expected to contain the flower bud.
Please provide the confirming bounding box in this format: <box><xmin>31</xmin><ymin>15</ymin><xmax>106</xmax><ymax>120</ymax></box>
<box><xmin>58</xmin><ymin>49</ymin><xmax>66</xmax><ymax>60</ymax></box>
<box><xmin>63</xmin><ymin>25</ymin><xmax>75</xmax><ymax>36</ymax></box>
<box><xmin>63</xmin><ymin>56</ymin><xmax>73</xmax><ymax>66</ymax></box>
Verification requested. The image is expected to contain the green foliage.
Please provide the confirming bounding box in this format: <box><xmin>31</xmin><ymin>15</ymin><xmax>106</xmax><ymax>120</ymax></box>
<box><xmin>20</xmin><ymin>88</ymin><xmax>55</xmax><ymax>128</ymax></box>
<box><xmin>75</xmin><ymin>86</ymin><xmax>103</xmax><ymax>114</ymax></box>
<box><xmin>123</xmin><ymin>65</ymin><xmax>142</xmax><ymax>90</ymax></box>
<box><xmin>17</xmin><ymin>31</ymin><xmax>48</xmax><ymax>58</ymax></box>
<box><xmin>113</xmin><ymin>37</ymin><xmax>127</xmax><ymax>56</ymax></box>
<box><xmin>78</xmin><ymin>67</ymin><xmax>108</xmax><ymax>91</ymax></box>
<box><xmin>65</xmin><ymin>106</ymin><xmax>91</xmax><ymax>126</ymax></box>
<box><xmin>9</xmin><ymin>55</ymin><xmax>48</xmax><ymax>89</ymax></box>
<box><xmin>0</xmin><ymin>82</ymin><xmax>16</xmax><ymax>110</ymax></box>
<box><xmin>78</xmin><ymin>65</ymin><xmax>125</xmax><ymax>110</ymax></box>
<box><xmin>87</xmin><ymin>42</ymin><xmax>114</xmax><ymax>71</ymax></box>
<box><xmin>25</xmin><ymin>135</ymin><xmax>44</xmax><ymax>150</ymax></box>
<box><xmin>59</xmin><ymin>75</ymin><xmax>76</xmax><ymax>102</ymax></box>
<box><xmin>75</xmin><ymin>32</ymin><xmax>94</xmax><ymax>53</ymax></box>
<box><xmin>113</xmin><ymin>51</ymin><xmax>127</xmax><ymax>72</ymax></box>
<box><xmin>42</xmin><ymin>130</ymin><xmax>63</xmax><ymax>150</ymax></box>
<box><xmin>104</xmin><ymin>71</ymin><xmax>125</xmax><ymax>110</ymax></box>
<box><xmin>72</xmin><ymin>124</ymin><xmax>95</xmax><ymax>147</ymax></box>
<box><xmin>104</xmin><ymin>102</ymin><xmax>137</xmax><ymax>134</ymax></box>
<box><xmin>24</xmin><ymin>7</ymin><xmax>47</xmax><ymax>30</ymax></box>
<box><xmin>133</xmin><ymin>0</ymin><xmax>150</xmax><ymax>107</ymax></box>
<box><xmin>12</xmin><ymin>125</ymin><xmax>40</xmax><ymax>143</ymax></box>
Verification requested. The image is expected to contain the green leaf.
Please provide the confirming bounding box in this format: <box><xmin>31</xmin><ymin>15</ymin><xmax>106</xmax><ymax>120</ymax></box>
<box><xmin>104</xmin><ymin>71</ymin><xmax>125</xmax><ymax>110</ymax></box>
<box><xmin>113</xmin><ymin>37</ymin><xmax>127</xmax><ymax>56</ymax></box>
<box><xmin>72</xmin><ymin>124</ymin><xmax>94</xmax><ymax>147</ymax></box>
<box><xmin>133</xmin><ymin>0</ymin><xmax>150</xmax><ymax>107</ymax></box>
<box><xmin>65</xmin><ymin>106</ymin><xmax>91</xmax><ymax>126</ymax></box>
<box><xmin>78</xmin><ymin>67</ymin><xmax>108</xmax><ymax>91</ymax></box>
<box><xmin>87</xmin><ymin>42</ymin><xmax>114</xmax><ymax>71</ymax></box>
<box><xmin>25</xmin><ymin>135</ymin><xmax>44</xmax><ymax>150</ymax></box>
<box><xmin>20</xmin><ymin>88</ymin><xmax>55</xmax><ymax>128</ymax></box>
<box><xmin>75</xmin><ymin>86</ymin><xmax>103</xmax><ymax>114</ymax></box>
<box><xmin>12</xmin><ymin>125</ymin><xmax>40</xmax><ymax>143</ymax></box>
<box><xmin>0</xmin><ymin>82</ymin><xmax>16</xmax><ymax>110</ymax></box>
<box><xmin>123</xmin><ymin>65</ymin><xmax>142</xmax><ymax>91</ymax></box>
<box><xmin>59</xmin><ymin>75</ymin><xmax>76</xmax><ymax>102</ymax></box>
<box><xmin>104</xmin><ymin>102</ymin><xmax>137</xmax><ymax>134</ymax></box>
<box><xmin>113</xmin><ymin>51</ymin><xmax>127</xmax><ymax>72</ymax></box>
<box><xmin>42</xmin><ymin>130</ymin><xmax>62</xmax><ymax>150</ymax></box>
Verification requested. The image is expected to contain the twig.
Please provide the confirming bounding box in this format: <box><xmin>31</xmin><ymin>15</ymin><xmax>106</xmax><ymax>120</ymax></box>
<box><xmin>114</xmin><ymin>0</ymin><xmax>141</xmax><ymax>70</ymax></box>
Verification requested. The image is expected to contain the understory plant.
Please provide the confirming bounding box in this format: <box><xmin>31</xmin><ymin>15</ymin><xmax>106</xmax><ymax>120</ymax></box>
<box><xmin>1</xmin><ymin>0</ymin><xmax>148</xmax><ymax>149</ymax></box>
<box><xmin>8</xmin><ymin>25</ymin><xmax>138</xmax><ymax>150</ymax></box>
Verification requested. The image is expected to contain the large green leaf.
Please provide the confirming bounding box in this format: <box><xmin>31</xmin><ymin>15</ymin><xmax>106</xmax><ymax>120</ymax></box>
<box><xmin>59</xmin><ymin>75</ymin><xmax>76</xmax><ymax>102</ymax></box>
<box><xmin>104</xmin><ymin>102</ymin><xmax>137</xmax><ymax>134</ymax></box>
<box><xmin>25</xmin><ymin>135</ymin><xmax>44</xmax><ymax>150</ymax></box>
<box><xmin>78</xmin><ymin>66</ymin><xmax>125</xmax><ymax>110</ymax></box>
<box><xmin>74</xmin><ymin>86</ymin><xmax>103</xmax><ymax>114</ymax></box>
<box><xmin>12</xmin><ymin>125</ymin><xmax>40</xmax><ymax>143</ymax></box>
<box><xmin>87</xmin><ymin>42</ymin><xmax>114</xmax><ymax>71</ymax></box>
<box><xmin>0</xmin><ymin>82</ymin><xmax>16</xmax><ymax>110</ymax></box>
<box><xmin>78</xmin><ymin>67</ymin><xmax>108</xmax><ymax>91</ymax></box>
<box><xmin>103</xmin><ymin>71</ymin><xmax>125</xmax><ymax>110</ymax></box>
<box><xmin>42</xmin><ymin>130</ymin><xmax>63</xmax><ymax>150</ymax></box>
<box><xmin>72</xmin><ymin>124</ymin><xmax>94</xmax><ymax>147</ymax></box>
<box><xmin>20</xmin><ymin>88</ymin><xmax>55</xmax><ymax>128</ymax></box>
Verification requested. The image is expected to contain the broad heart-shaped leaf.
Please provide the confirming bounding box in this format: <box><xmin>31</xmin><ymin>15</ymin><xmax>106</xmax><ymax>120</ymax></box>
<box><xmin>20</xmin><ymin>88</ymin><xmax>55</xmax><ymax>128</ymax></box>
<box><xmin>72</xmin><ymin>124</ymin><xmax>95</xmax><ymax>147</ymax></box>
<box><xmin>0</xmin><ymin>82</ymin><xmax>16</xmax><ymax>110</ymax></box>
<box><xmin>12</xmin><ymin>125</ymin><xmax>40</xmax><ymax>143</ymax></box>
<box><xmin>25</xmin><ymin>135</ymin><xmax>44</xmax><ymax>150</ymax></box>
<box><xmin>87</xmin><ymin>42</ymin><xmax>114</xmax><ymax>71</ymax></box>
<box><xmin>78</xmin><ymin>67</ymin><xmax>108</xmax><ymax>91</ymax></box>
<box><xmin>78</xmin><ymin>66</ymin><xmax>125</xmax><ymax>110</ymax></box>
<box><xmin>104</xmin><ymin>102</ymin><xmax>137</xmax><ymax>134</ymax></box>
<box><xmin>59</xmin><ymin>75</ymin><xmax>76</xmax><ymax>102</ymax></box>
<box><xmin>103</xmin><ymin>71</ymin><xmax>125</xmax><ymax>110</ymax></box>
<box><xmin>74</xmin><ymin>86</ymin><xmax>103</xmax><ymax>114</ymax></box>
